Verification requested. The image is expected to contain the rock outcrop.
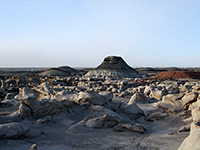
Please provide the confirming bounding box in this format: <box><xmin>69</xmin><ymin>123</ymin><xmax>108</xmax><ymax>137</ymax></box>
<box><xmin>85</xmin><ymin>56</ymin><xmax>139</xmax><ymax>79</ymax></box>
<box><xmin>75</xmin><ymin>91</ymin><xmax>113</xmax><ymax>105</ymax></box>
<box><xmin>15</xmin><ymin>87</ymin><xmax>73</xmax><ymax>118</ymax></box>
<box><xmin>178</xmin><ymin>128</ymin><xmax>200</xmax><ymax>150</ymax></box>
<box><xmin>4</xmin><ymin>65</ymin><xmax>200</xmax><ymax>149</ymax></box>
<box><xmin>178</xmin><ymin>106</ymin><xmax>200</xmax><ymax>150</ymax></box>
<box><xmin>128</xmin><ymin>93</ymin><xmax>149</xmax><ymax>104</ymax></box>
<box><xmin>0</xmin><ymin>122</ymin><xmax>42</xmax><ymax>139</ymax></box>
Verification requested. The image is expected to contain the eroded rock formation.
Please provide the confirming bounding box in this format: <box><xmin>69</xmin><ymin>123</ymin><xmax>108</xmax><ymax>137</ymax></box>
<box><xmin>85</xmin><ymin>56</ymin><xmax>140</xmax><ymax>79</ymax></box>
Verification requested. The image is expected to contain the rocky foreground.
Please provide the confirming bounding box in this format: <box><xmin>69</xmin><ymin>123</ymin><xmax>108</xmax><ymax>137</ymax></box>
<box><xmin>0</xmin><ymin>56</ymin><xmax>200</xmax><ymax>150</ymax></box>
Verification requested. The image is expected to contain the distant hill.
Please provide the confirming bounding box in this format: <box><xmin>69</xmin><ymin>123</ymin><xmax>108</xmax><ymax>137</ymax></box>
<box><xmin>155</xmin><ymin>71</ymin><xmax>200</xmax><ymax>79</ymax></box>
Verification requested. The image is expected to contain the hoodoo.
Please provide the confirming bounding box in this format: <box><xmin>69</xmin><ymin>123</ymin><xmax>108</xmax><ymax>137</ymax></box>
<box><xmin>85</xmin><ymin>56</ymin><xmax>139</xmax><ymax>79</ymax></box>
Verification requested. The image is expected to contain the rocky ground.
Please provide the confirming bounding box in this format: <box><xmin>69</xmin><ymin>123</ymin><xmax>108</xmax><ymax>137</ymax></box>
<box><xmin>1</xmin><ymin>56</ymin><xmax>200</xmax><ymax>150</ymax></box>
<box><xmin>0</xmin><ymin>73</ymin><xmax>198</xmax><ymax>150</ymax></box>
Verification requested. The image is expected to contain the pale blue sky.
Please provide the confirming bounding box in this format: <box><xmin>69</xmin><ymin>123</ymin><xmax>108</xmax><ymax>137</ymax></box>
<box><xmin>0</xmin><ymin>0</ymin><xmax>200</xmax><ymax>68</ymax></box>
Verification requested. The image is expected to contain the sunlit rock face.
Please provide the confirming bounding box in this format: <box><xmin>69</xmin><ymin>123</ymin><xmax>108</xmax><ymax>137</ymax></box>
<box><xmin>85</xmin><ymin>56</ymin><xmax>140</xmax><ymax>79</ymax></box>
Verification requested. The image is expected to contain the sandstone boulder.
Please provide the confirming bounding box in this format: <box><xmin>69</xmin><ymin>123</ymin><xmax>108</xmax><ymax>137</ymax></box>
<box><xmin>15</xmin><ymin>87</ymin><xmax>73</xmax><ymax>118</ymax></box>
<box><xmin>75</xmin><ymin>91</ymin><xmax>113</xmax><ymax>106</ymax></box>
<box><xmin>190</xmin><ymin>122</ymin><xmax>200</xmax><ymax>133</ymax></box>
<box><xmin>192</xmin><ymin>85</ymin><xmax>200</xmax><ymax>92</ymax></box>
<box><xmin>181</xmin><ymin>92</ymin><xmax>198</xmax><ymax>108</ymax></box>
<box><xmin>85</xmin><ymin>114</ymin><xmax>119</xmax><ymax>128</ymax></box>
<box><xmin>128</xmin><ymin>93</ymin><xmax>148</xmax><ymax>104</ymax></box>
<box><xmin>178</xmin><ymin>128</ymin><xmax>200</xmax><ymax>150</ymax></box>
<box><xmin>189</xmin><ymin>96</ymin><xmax>200</xmax><ymax>110</ymax></box>
<box><xmin>144</xmin><ymin>85</ymin><xmax>152</xmax><ymax>96</ymax></box>
<box><xmin>0</xmin><ymin>122</ymin><xmax>42</xmax><ymax>139</ymax></box>
<box><xmin>120</xmin><ymin>102</ymin><xmax>145</xmax><ymax>119</ymax></box>
<box><xmin>150</xmin><ymin>90</ymin><xmax>166</xmax><ymax>100</ymax></box>
<box><xmin>159</xmin><ymin>93</ymin><xmax>185</xmax><ymax>111</ymax></box>
<box><xmin>192</xmin><ymin>107</ymin><xmax>200</xmax><ymax>122</ymax></box>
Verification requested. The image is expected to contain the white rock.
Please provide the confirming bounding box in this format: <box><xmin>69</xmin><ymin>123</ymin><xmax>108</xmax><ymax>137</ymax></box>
<box><xmin>128</xmin><ymin>93</ymin><xmax>148</xmax><ymax>104</ymax></box>
<box><xmin>178</xmin><ymin>128</ymin><xmax>200</xmax><ymax>150</ymax></box>
<box><xmin>181</xmin><ymin>92</ymin><xmax>198</xmax><ymax>107</ymax></box>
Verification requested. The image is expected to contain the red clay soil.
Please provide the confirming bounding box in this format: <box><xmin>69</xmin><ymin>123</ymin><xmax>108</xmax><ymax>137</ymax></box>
<box><xmin>155</xmin><ymin>71</ymin><xmax>200</xmax><ymax>79</ymax></box>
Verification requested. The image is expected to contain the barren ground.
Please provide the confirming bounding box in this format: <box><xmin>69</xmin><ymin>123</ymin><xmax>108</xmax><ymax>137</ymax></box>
<box><xmin>0</xmin><ymin>98</ymin><xmax>190</xmax><ymax>150</ymax></box>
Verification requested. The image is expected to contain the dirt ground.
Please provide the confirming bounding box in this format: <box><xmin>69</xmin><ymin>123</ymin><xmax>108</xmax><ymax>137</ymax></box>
<box><xmin>0</xmin><ymin>99</ymin><xmax>190</xmax><ymax>150</ymax></box>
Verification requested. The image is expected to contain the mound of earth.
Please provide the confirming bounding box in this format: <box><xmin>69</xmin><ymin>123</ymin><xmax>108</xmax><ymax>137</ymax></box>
<box><xmin>39</xmin><ymin>68</ymin><xmax>71</xmax><ymax>77</ymax></box>
<box><xmin>166</xmin><ymin>67</ymin><xmax>186</xmax><ymax>71</ymax></box>
<box><xmin>155</xmin><ymin>71</ymin><xmax>200</xmax><ymax>79</ymax></box>
<box><xmin>58</xmin><ymin>66</ymin><xmax>77</xmax><ymax>72</ymax></box>
<box><xmin>135</xmin><ymin>67</ymin><xmax>156</xmax><ymax>75</ymax></box>
<box><xmin>136</xmin><ymin>67</ymin><xmax>186</xmax><ymax>74</ymax></box>
<box><xmin>85</xmin><ymin>56</ymin><xmax>139</xmax><ymax>79</ymax></box>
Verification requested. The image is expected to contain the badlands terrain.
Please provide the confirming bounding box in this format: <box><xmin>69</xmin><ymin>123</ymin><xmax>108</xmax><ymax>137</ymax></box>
<box><xmin>1</xmin><ymin>56</ymin><xmax>200</xmax><ymax>150</ymax></box>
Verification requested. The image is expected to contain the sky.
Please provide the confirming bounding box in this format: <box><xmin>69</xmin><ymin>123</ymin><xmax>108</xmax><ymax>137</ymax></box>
<box><xmin>0</xmin><ymin>0</ymin><xmax>200</xmax><ymax>68</ymax></box>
